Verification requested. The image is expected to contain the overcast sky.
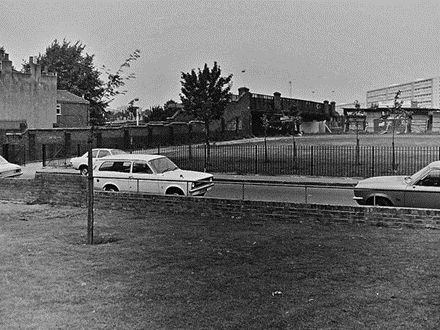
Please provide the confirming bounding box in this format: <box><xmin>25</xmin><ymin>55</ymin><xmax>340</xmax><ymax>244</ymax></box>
<box><xmin>2</xmin><ymin>0</ymin><xmax>440</xmax><ymax>110</ymax></box>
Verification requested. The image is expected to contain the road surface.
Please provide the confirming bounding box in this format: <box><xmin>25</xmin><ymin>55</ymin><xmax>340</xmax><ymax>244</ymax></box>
<box><xmin>207</xmin><ymin>181</ymin><xmax>357</xmax><ymax>206</ymax></box>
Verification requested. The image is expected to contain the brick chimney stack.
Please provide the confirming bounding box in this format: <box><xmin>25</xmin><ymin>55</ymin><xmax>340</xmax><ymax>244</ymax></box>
<box><xmin>273</xmin><ymin>92</ymin><xmax>281</xmax><ymax>111</ymax></box>
<box><xmin>29</xmin><ymin>56</ymin><xmax>42</xmax><ymax>80</ymax></box>
<box><xmin>238</xmin><ymin>86</ymin><xmax>250</xmax><ymax>97</ymax></box>
<box><xmin>0</xmin><ymin>52</ymin><xmax>12</xmax><ymax>73</ymax></box>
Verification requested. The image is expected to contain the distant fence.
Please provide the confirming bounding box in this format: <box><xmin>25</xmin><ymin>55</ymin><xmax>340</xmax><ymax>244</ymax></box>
<box><xmin>136</xmin><ymin>144</ymin><xmax>440</xmax><ymax>178</ymax></box>
<box><xmin>4</xmin><ymin>141</ymin><xmax>440</xmax><ymax>178</ymax></box>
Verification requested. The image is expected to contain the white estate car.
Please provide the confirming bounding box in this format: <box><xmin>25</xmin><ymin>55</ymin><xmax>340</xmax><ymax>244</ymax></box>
<box><xmin>93</xmin><ymin>154</ymin><xmax>214</xmax><ymax>196</ymax></box>
<box><xmin>0</xmin><ymin>155</ymin><xmax>22</xmax><ymax>178</ymax></box>
<box><xmin>69</xmin><ymin>148</ymin><xmax>126</xmax><ymax>176</ymax></box>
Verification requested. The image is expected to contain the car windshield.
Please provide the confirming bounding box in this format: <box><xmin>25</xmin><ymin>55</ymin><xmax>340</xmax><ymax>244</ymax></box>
<box><xmin>408</xmin><ymin>165</ymin><xmax>431</xmax><ymax>183</ymax></box>
<box><xmin>111</xmin><ymin>149</ymin><xmax>126</xmax><ymax>155</ymax></box>
<box><xmin>0</xmin><ymin>156</ymin><xmax>8</xmax><ymax>165</ymax></box>
<box><xmin>149</xmin><ymin>157</ymin><xmax>179</xmax><ymax>174</ymax></box>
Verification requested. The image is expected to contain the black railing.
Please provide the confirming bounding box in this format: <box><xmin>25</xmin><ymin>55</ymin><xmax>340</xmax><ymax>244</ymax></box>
<box><xmin>4</xmin><ymin>141</ymin><xmax>440</xmax><ymax>178</ymax></box>
<box><xmin>134</xmin><ymin>144</ymin><xmax>440</xmax><ymax>178</ymax></box>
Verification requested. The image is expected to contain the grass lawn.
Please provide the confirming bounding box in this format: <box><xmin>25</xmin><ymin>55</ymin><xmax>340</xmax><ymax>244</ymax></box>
<box><xmin>2</xmin><ymin>200</ymin><xmax>440</xmax><ymax>329</ymax></box>
<box><xmin>164</xmin><ymin>133</ymin><xmax>440</xmax><ymax>177</ymax></box>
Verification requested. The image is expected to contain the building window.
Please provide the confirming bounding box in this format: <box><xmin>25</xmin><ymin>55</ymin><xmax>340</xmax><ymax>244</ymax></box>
<box><xmin>56</xmin><ymin>103</ymin><xmax>61</xmax><ymax>115</ymax></box>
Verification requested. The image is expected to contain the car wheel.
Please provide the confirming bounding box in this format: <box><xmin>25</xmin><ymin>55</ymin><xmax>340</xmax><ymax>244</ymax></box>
<box><xmin>79</xmin><ymin>165</ymin><xmax>88</xmax><ymax>176</ymax></box>
<box><xmin>372</xmin><ymin>197</ymin><xmax>392</xmax><ymax>206</ymax></box>
<box><xmin>166</xmin><ymin>188</ymin><xmax>184</xmax><ymax>196</ymax></box>
<box><xmin>104</xmin><ymin>185</ymin><xmax>118</xmax><ymax>192</ymax></box>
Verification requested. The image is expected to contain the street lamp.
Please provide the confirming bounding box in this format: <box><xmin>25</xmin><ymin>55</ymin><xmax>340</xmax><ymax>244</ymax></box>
<box><xmin>128</xmin><ymin>98</ymin><xmax>140</xmax><ymax>126</ymax></box>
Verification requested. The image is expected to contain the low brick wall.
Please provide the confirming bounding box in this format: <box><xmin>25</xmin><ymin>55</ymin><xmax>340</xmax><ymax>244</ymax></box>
<box><xmin>2</xmin><ymin>172</ymin><xmax>440</xmax><ymax>229</ymax></box>
<box><xmin>95</xmin><ymin>193</ymin><xmax>440</xmax><ymax>229</ymax></box>
<box><xmin>0</xmin><ymin>172</ymin><xmax>87</xmax><ymax>206</ymax></box>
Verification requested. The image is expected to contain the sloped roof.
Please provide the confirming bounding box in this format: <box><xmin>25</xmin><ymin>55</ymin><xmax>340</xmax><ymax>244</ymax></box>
<box><xmin>57</xmin><ymin>90</ymin><xmax>90</xmax><ymax>104</ymax></box>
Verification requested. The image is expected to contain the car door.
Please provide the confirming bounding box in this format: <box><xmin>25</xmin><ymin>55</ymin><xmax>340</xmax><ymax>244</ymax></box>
<box><xmin>95</xmin><ymin>160</ymin><xmax>132</xmax><ymax>191</ymax></box>
<box><xmin>404</xmin><ymin>169</ymin><xmax>440</xmax><ymax>209</ymax></box>
<box><xmin>129</xmin><ymin>161</ymin><xmax>160</xmax><ymax>194</ymax></box>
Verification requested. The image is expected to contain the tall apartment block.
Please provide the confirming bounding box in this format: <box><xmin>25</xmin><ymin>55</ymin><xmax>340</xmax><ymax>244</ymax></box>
<box><xmin>366</xmin><ymin>77</ymin><xmax>440</xmax><ymax>109</ymax></box>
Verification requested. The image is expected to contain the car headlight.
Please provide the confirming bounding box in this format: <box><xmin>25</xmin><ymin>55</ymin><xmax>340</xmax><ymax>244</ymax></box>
<box><xmin>191</xmin><ymin>182</ymin><xmax>195</xmax><ymax>189</ymax></box>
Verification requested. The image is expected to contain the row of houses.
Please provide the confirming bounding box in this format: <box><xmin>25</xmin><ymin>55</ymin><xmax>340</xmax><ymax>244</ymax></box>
<box><xmin>1</xmin><ymin>50</ymin><xmax>340</xmax><ymax>143</ymax></box>
<box><xmin>0</xmin><ymin>50</ymin><xmax>90</xmax><ymax>132</ymax></box>
<box><xmin>343</xmin><ymin>103</ymin><xmax>440</xmax><ymax>134</ymax></box>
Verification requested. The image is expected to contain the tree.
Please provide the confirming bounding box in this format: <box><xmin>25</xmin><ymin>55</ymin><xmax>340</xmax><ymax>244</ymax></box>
<box><xmin>389</xmin><ymin>90</ymin><xmax>411</xmax><ymax>172</ymax></box>
<box><xmin>164</xmin><ymin>99</ymin><xmax>177</xmax><ymax>109</ymax></box>
<box><xmin>352</xmin><ymin>100</ymin><xmax>364</xmax><ymax>165</ymax></box>
<box><xmin>180</xmin><ymin>62</ymin><xmax>233</xmax><ymax>165</ymax></box>
<box><xmin>148</xmin><ymin>105</ymin><xmax>166</xmax><ymax>121</ymax></box>
<box><xmin>22</xmin><ymin>39</ymin><xmax>140</xmax><ymax>125</ymax></box>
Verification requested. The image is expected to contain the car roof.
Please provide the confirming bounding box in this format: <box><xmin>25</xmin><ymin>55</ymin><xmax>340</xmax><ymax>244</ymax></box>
<box><xmin>92</xmin><ymin>148</ymin><xmax>124</xmax><ymax>152</ymax></box>
<box><xmin>97</xmin><ymin>153</ymin><xmax>165</xmax><ymax>162</ymax></box>
<box><xmin>429</xmin><ymin>160</ymin><xmax>440</xmax><ymax>168</ymax></box>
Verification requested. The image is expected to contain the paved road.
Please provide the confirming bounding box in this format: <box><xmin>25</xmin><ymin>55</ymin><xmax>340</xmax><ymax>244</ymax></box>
<box><xmin>207</xmin><ymin>181</ymin><xmax>357</xmax><ymax>206</ymax></box>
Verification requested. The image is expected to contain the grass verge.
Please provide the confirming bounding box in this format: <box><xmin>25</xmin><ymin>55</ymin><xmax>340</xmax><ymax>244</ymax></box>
<box><xmin>1</xmin><ymin>201</ymin><xmax>440</xmax><ymax>329</ymax></box>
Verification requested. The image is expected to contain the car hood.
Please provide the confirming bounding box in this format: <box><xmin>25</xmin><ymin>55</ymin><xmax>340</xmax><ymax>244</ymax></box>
<box><xmin>161</xmin><ymin>169</ymin><xmax>213</xmax><ymax>181</ymax></box>
<box><xmin>0</xmin><ymin>162</ymin><xmax>22</xmax><ymax>176</ymax></box>
<box><xmin>355</xmin><ymin>175</ymin><xmax>407</xmax><ymax>189</ymax></box>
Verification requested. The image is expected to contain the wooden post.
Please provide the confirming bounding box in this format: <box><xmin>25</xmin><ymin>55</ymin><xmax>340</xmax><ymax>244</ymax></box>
<box><xmin>87</xmin><ymin>136</ymin><xmax>94</xmax><ymax>245</ymax></box>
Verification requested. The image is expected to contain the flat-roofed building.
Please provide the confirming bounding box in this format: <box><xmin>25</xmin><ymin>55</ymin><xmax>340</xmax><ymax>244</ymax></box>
<box><xmin>366</xmin><ymin>77</ymin><xmax>440</xmax><ymax>109</ymax></box>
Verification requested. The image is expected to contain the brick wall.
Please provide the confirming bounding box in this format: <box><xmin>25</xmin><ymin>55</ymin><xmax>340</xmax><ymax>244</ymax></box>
<box><xmin>2</xmin><ymin>172</ymin><xmax>440</xmax><ymax>230</ymax></box>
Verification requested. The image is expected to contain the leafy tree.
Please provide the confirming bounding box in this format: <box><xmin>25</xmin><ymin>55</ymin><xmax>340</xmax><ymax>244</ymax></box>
<box><xmin>148</xmin><ymin>105</ymin><xmax>166</xmax><ymax>121</ymax></box>
<box><xmin>22</xmin><ymin>39</ymin><xmax>140</xmax><ymax>125</ymax></box>
<box><xmin>389</xmin><ymin>90</ymin><xmax>411</xmax><ymax>172</ymax></box>
<box><xmin>352</xmin><ymin>100</ymin><xmax>365</xmax><ymax>165</ymax></box>
<box><xmin>164</xmin><ymin>99</ymin><xmax>177</xmax><ymax>109</ymax></box>
<box><xmin>180</xmin><ymin>62</ymin><xmax>233</xmax><ymax>162</ymax></box>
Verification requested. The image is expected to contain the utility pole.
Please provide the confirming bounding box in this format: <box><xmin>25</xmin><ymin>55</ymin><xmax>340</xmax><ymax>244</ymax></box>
<box><xmin>87</xmin><ymin>127</ymin><xmax>94</xmax><ymax>245</ymax></box>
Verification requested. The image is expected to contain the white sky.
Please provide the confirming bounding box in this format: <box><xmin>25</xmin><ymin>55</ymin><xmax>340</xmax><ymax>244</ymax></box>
<box><xmin>2</xmin><ymin>0</ymin><xmax>440</xmax><ymax>110</ymax></box>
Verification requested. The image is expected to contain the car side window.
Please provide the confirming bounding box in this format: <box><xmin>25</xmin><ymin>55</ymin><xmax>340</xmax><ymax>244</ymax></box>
<box><xmin>98</xmin><ymin>161</ymin><xmax>114</xmax><ymax>171</ymax></box>
<box><xmin>132</xmin><ymin>162</ymin><xmax>153</xmax><ymax>174</ymax></box>
<box><xmin>91</xmin><ymin>150</ymin><xmax>99</xmax><ymax>158</ymax></box>
<box><xmin>98</xmin><ymin>161</ymin><xmax>131</xmax><ymax>173</ymax></box>
<box><xmin>98</xmin><ymin>150</ymin><xmax>110</xmax><ymax>158</ymax></box>
<box><xmin>416</xmin><ymin>170</ymin><xmax>440</xmax><ymax>187</ymax></box>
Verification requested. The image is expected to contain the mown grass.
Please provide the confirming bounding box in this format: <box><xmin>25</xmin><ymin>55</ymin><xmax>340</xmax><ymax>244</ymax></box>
<box><xmin>158</xmin><ymin>134</ymin><xmax>440</xmax><ymax>177</ymax></box>
<box><xmin>1</xmin><ymin>200</ymin><xmax>440</xmax><ymax>329</ymax></box>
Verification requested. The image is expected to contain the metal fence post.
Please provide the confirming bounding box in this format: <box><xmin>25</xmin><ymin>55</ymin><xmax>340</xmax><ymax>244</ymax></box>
<box><xmin>371</xmin><ymin>146</ymin><xmax>375</xmax><ymax>177</ymax></box>
<box><xmin>2</xmin><ymin>144</ymin><xmax>9</xmax><ymax>161</ymax></box>
<box><xmin>310</xmin><ymin>146</ymin><xmax>314</xmax><ymax>176</ymax></box>
<box><xmin>42</xmin><ymin>144</ymin><xmax>46</xmax><ymax>167</ymax></box>
<box><xmin>255</xmin><ymin>145</ymin><xmax>258</xmax><ymax>174</ymax></box>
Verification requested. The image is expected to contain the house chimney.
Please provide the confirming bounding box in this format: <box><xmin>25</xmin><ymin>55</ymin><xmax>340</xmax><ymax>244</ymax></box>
<box><xmin>273</xmin><ymin>92</ymin><xmax>281</xmax><ymax>111</ymax></box>
<box><xmin>330</xmin><ymin>101</ymin><xmax>336</xmax><ymax>116</ymax></box>
<box><xmin>323</xmin><ymin>100</ymin><xmax>330</xmax><ymax>116</ymax></box>
<box><xmin>238</xmin><ymin>86</ymin><xmax>249</xmax><ymax>97</ymax></box>
<box><xmin>0</xmin><ymin>52</ymin><xmax>12</xmax><ymax>73</ymax></box>
<box><xmin>29</xmin><ymin>55</ymin><xmax>41</xmax><ymax>80</ymax></box>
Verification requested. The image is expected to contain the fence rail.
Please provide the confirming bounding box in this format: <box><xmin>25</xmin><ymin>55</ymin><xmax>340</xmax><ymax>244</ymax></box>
<box><xmin>4</xmin><ymin>141</ymin><xmax>440</xmax><ymax>178</ymax></box>
<box><xmin>135</xmin><ymin>144</ymin><xmax>440</xmax><ymax>178</ymax></box>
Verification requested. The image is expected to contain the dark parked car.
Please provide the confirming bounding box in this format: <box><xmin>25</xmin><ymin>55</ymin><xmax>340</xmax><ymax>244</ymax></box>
<box><xmin>354</xmin><ymin>161</ymin><xmax>440</xmax><ymax>209</ymax></box>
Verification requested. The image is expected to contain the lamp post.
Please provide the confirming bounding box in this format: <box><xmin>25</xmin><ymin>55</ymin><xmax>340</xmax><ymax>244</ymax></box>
<box><xmin>128</xmin><ymin>98</ymin><xmax>140</xmax><ymax>125</ymax></box>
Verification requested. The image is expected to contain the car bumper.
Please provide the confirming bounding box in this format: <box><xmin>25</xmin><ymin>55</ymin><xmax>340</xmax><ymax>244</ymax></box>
<box><xmin>189</xmin><ymin>183</ymin><xmax>214</xmax><ymax>196</ymax></box>
<box><xmin>353</xmin><ymin>196</ymin><xmax>366</xmax><ymax>205</ymax></box>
